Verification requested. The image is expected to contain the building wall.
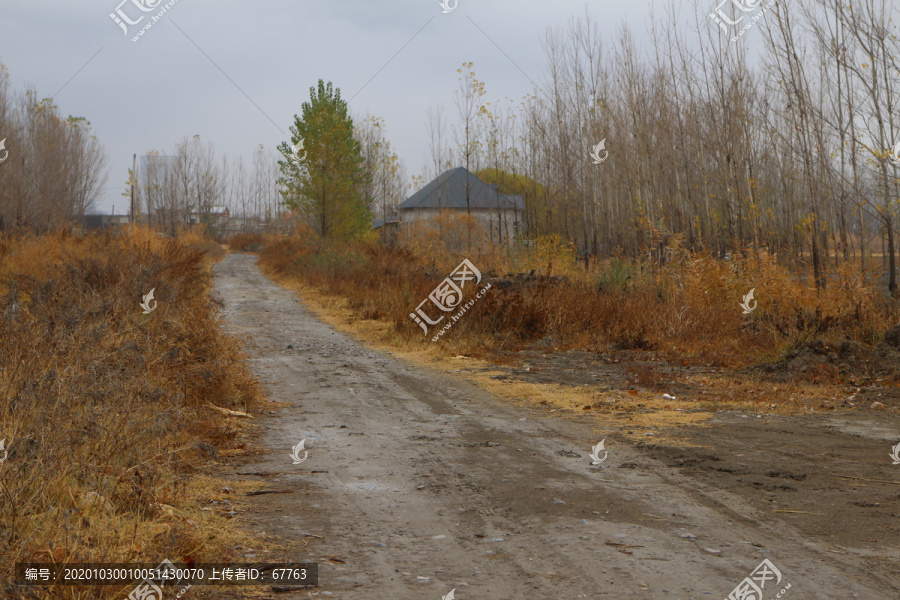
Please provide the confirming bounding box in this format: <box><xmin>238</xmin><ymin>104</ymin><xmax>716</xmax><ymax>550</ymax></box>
<box><xmin>400</xmin><ymin>207</ymin><xmax>521</xmax><ymax>245</ymax></box>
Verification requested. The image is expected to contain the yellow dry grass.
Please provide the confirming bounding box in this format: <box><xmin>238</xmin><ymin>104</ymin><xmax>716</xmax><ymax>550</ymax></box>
<box><xmin>0</xmin><ymin>228</ymin><xmax>272</xmax><ymax>599</ymax></box>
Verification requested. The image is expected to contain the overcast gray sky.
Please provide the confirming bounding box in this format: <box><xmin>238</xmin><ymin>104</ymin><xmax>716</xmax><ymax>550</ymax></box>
<box><xmin>1</xmin><ymin>0</ymin><xmax>687</xmax><ymax>214</ymax></box>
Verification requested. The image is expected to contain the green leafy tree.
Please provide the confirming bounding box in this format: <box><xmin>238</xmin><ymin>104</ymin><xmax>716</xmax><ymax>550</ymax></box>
<box><xmin>278</xmin><ymin>80</ymin><xmax>370</xmax><ymax>240</ymax></box>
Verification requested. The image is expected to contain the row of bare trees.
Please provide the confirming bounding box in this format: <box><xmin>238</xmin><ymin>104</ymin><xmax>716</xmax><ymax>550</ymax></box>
<box><xmin>0</xmin><ymin>64</ymin><xmax>108</xmax><ymax>231</ymax></box>
<box><xmin>137</xmin><ymin>115</ymin><xmax>407</xmax><ymax>238</ymax></box>
<box><xmin>421</xmin><ymin>0</ymin><xmax>900</xmax><ymax>287</ymax></box>
<box><xmin>134</xmin><ymin>136</ymin><xmax>285</xmax><ymax>236</ymax></box>
<box><xmin>354</xmin><ymin>114</ymin><xmax>407</xmax><ymax>222</ymax></box>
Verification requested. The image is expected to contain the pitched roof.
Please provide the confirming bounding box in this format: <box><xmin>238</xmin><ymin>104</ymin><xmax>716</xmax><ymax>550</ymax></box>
<box><xmin>399</xmin><ymin>167</ymin><xmax>524</xmax><ymax>210</ymax></box>
<box><xmin>372</xmin><ymin>217</ymin><xmax>399</xmax><ymax>229</ymax></box>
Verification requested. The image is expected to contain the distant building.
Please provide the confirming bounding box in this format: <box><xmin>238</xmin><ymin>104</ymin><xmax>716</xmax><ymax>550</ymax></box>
<box><xmin>81</xmin><ymin>214</ymin><xmax>130</xmax><ymax>231</ymax></box>
<box><xmin>189</xmin><ymin>206</ymin><xmax>229</xmax><ymax>226</ymax></box>
<box><xmin>372</xmin><ymin>217</ymin><xmax>399</xmax><ymax>245</ymax></box>
<box><xmin>398</xmin><ymin>167</ymin><xmax>524</xmax><ymax>245</ymax></box>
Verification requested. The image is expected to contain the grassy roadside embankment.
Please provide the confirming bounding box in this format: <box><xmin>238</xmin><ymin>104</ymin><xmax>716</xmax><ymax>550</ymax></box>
<box><xmin>0</xmin><ymin>228</ymin><xmax>274</xmax><ymax>599</ymax></box>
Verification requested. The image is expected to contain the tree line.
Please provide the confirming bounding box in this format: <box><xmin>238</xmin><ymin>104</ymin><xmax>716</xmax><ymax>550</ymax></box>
<box><xmin>418</xmin><ymin>0</ymin><xmax>900</xmax><ymax>289</ymax></box>
<box><xmin>138</xmin><ymin>81</ymin><xmax>404</xmax><ymax>239</ymax></box>
<box><xmin>0</xmin><ymin>64</ymin><xmax>107</xmax><ymax>231</ymax></box>
<box><xmin>7</xmin><ymin>0</ymin><xmax>900</xmax><ymax>294</ymax></box>
<box><xmin>133</xmin><ymin>137</ymin><xmax>283</xmax><ymax>237</ymax></box>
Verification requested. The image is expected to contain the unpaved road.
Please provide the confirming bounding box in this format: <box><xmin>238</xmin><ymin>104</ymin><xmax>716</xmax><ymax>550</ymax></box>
<box><xmin>212</xmin><ymin>252</ymin><xmax>897</xmax><ymax>599</ymax></box>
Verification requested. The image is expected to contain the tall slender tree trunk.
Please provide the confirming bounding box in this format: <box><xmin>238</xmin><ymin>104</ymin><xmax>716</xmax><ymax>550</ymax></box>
<box><xmin>888</xmin><ymin>214</ymin><xmax>897</xmax><ymax>295</ymax></box>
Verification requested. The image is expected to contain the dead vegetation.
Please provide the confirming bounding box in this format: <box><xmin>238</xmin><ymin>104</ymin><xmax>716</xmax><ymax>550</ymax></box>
<box><xmin>225</xmin><ymin>232</ymin><xmax>266</xmax><ymax>252</ymax></box>
<box><xmin>0</xmin><ymin>227</ymin><xmax>266</xmax><ymax>599</ymax></box>
<box><xmin>257</xmin><ymin>236</ymin><xmax>898</xmax><ymax>373</ymax></box>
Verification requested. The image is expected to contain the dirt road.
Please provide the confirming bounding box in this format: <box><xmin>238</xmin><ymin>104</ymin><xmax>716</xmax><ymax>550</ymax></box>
<box><xmin>212</xmin><ymin>252</ymin><xmax>896</xmax><ymax>599</ymax></box>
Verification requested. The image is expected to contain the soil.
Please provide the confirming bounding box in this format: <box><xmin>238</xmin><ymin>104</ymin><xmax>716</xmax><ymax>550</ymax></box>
<box><xmin>758</xmin><ymin>336</ymin><xmax>900</xmax><ymax>383</ymax></box>
<box><xmin>212</xmin><ymin>252</ymin><xmax>900</xmax><ymax>599</ymax></box>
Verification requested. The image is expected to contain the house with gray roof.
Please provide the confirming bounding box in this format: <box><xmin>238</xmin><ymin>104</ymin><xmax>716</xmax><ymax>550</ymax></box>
<box><xmin>398</xmin><ymin>167</ymin><xmax>524</xmax><ymax>245</ymax></box>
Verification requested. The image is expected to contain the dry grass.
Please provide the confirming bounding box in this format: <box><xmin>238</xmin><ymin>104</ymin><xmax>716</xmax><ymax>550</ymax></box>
<box><xmin>257</xmin><ymin>235</ymin><xmax>897</xmax><ymax>366</ymax></box>
<box><xmin>225</xmin><ymin>232</ymin><xmax>265</xmax><ymax>252</ymax></box>
<box><xmin>0</xmin><ymin>227</ymin><xmax>267</xmax><ymax>599</ymax></box>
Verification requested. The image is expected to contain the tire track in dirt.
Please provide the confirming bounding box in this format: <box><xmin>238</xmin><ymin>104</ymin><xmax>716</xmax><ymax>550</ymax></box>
<box><xmin>212</xmin><ymin>252</ymin><xmax>894</xmax><ymax>599</ymax></box>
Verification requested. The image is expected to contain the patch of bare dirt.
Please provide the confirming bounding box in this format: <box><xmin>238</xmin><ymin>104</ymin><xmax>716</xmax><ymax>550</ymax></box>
<box><xmin>636</xmin><ymin>412</ymin><xmax>900</xmax><ymax>556</ymax></box>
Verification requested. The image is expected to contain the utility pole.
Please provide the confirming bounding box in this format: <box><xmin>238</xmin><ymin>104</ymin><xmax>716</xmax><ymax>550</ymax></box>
<box><xmin>131</xmin><ymin>153</ymin><xmax>136</xmax><ymax>225</ymax></box>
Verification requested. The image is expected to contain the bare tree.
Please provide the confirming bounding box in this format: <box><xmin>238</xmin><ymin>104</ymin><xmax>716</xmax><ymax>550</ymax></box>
<box><xmin>0</xmin><ymin>68</ymin><xmax>108</xmax><ymax>231</ymax></box>
<box><xmin>453</xmin><ymin>62</ymin><xmax>486</xmax><ymax>249</ymax></box>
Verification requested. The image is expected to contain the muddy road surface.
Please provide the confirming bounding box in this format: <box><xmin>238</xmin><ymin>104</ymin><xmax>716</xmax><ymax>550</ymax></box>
<box><xmin>212</xmin><ymin>252</ymin><xmax>896</xmax><ymax>599</ymax></box>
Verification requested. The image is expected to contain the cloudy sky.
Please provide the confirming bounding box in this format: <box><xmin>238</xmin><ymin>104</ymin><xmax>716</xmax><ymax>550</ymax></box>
<box><xmin>1</xmin><ymin>0</ymin><xmax>692</xmax><ymax>214</ymax></box>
